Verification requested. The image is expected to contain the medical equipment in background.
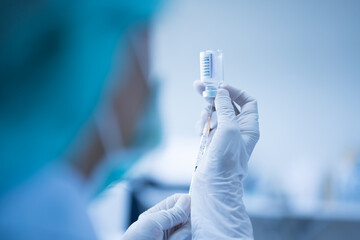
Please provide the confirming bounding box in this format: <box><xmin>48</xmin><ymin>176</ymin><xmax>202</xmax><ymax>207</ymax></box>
<box><xmin>189</xmin><ymin>50</ymin><xmax>224</xmax><ymax>194</ymax></box>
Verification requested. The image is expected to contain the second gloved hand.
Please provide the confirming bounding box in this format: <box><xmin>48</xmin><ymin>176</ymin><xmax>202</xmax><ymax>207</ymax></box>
<box><xmin>191</xmin><ymin>82</ymin><xmax>260</xmax><ymax>239</ymax></box>
<box><xmin>122</xmin><ymin>193</ymin><xmax>191</xmax><ymax>240</ymax></box>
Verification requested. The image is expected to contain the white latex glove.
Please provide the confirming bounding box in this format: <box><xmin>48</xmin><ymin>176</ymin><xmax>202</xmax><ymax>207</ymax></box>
<box><xmin>122</xmin><ymin>194</ymin><xmax>191</xmax><ymax>240</ymax></box>
<box><xmin>191</xmin><ymin>81</ymin><xmax>260</xmax><ymax>239</ymax></box>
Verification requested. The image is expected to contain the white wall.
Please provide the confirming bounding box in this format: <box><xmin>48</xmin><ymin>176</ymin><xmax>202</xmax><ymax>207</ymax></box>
<box><xmin>151</xmin><ymin>0</ymin><xmax>360</xmax><ymax>181</ymax></box>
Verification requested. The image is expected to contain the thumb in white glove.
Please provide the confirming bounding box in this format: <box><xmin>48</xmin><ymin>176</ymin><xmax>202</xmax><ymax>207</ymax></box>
<box><xmin>122</xmin><ymin>193</ymin><xmax>191</xmax><ymax>240</ymax></box>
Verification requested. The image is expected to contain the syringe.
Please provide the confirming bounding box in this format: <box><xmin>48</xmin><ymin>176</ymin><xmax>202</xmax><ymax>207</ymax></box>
<box><xmin>189</xmin><ymin>101</ymin><xmax>214</xmax><ymax>195</ymax></box>
<box><xmin>189</xmin><ymin>49</ymin><xmax>223</xmax><ymax>195</ymax></box>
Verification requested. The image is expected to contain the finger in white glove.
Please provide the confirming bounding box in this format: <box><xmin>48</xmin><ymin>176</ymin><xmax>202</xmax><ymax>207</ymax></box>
<box><xmin>122</xmin><ymin>194</ymin><xmax>191</xmax><ymax>240</ymax></box>
<box><xmin>222</xmin><ymin>84</ymin><xmax>259</xmax><ymax>154</ymax></box>
<box><xmin>169</xmin><ymin>220</ymin><xmax>192</xmax><ymax>240</ymax></box>
<box><xmin>194</xmin><ymin>80</ymin><xmax>259</xmax><ymax>155</ymax></box>
<box><xmin>139</xmin><ymin>193</ymin><xmax>190</xmax><ymax>230</ymax></box>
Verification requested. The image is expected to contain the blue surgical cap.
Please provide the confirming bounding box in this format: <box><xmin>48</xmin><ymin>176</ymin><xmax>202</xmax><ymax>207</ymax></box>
<box><xmin>0</xmin><ymin>0</ymin><xmax>162</xmax><ymax>195</ymax></box>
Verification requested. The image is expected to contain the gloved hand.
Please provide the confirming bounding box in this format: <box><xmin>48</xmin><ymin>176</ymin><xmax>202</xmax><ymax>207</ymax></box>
<box><xmin>191</xmin><ymin>81</ymin><xmax>260</xmax><ymax>239</ymax></box>
<box><xmin>122</xmin><ymin>193</ymin><xmax>191</xmax><ymax>240</ymax></box>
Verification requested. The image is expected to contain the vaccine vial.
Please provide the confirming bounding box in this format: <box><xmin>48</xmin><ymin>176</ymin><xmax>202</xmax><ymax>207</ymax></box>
<box><xmin>200</xmin><ymin>50</ymin><xmax>224</xmax><ymax>98</ymax></box>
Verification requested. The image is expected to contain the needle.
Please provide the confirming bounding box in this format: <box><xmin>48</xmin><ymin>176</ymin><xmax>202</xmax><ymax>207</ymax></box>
<box><xmin>189</xmin><ymin>100</ymin><xmax>214</xmax><ymax>194</ymax></box>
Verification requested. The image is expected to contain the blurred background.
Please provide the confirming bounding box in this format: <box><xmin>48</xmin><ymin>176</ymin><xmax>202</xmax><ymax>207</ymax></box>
<box><xmin>88</xmin><ymin>0</ymin><xmax>360</xmax><ymax>239</ymax></box>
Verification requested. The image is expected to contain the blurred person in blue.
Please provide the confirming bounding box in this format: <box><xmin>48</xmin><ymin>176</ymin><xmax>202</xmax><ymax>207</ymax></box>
<box><xmin>0</xmin><ymin>1</ymin><xmax>259</xmax><ymax>239</ymax></box>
